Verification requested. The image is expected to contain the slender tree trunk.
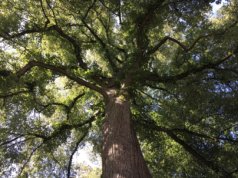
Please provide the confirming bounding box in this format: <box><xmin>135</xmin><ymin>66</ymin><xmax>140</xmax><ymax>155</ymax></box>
<box><xmin>102</xmin><ymin>90</ymin><xmax>152</xmax><ymax>178</ymax></box>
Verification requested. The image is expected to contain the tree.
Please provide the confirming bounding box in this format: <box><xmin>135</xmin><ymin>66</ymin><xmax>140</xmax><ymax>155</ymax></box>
<box><xmin>0</xmin><ymin>0</ymin><xmax>238</xmax><ymax>177</ymax></box>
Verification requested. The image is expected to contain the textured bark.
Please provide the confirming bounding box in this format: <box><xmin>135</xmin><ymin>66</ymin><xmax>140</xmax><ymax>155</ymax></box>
<box><xmin>102</xmin><ymin>90</ymin><xmax>152</xmax><ymax>178</ymax></box>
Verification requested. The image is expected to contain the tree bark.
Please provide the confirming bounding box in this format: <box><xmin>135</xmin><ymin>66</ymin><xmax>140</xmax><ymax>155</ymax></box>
<box><xmin>102</xmin><ymin>90</ymin><xmax>152</xmax><ymax>178</ymax></box>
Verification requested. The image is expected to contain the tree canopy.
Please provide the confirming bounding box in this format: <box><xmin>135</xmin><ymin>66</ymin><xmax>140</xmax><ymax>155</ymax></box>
<box><xmin>1</xmin><ymin>0</ymin><xmax>238</xmax><ymax>177</ymax></box>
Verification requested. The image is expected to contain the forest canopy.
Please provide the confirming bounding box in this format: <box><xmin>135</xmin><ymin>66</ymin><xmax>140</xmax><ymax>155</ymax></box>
<box><xmin>0</xmin><ymin>0</ymin><xmax>238</xmax><ymax>177</ymax></box>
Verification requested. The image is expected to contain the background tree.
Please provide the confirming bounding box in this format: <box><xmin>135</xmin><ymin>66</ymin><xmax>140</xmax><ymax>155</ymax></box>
<box><xmin>0</xmin><ymin>0</ymin><xmax>238</xmax><ymax>177</ymax></box>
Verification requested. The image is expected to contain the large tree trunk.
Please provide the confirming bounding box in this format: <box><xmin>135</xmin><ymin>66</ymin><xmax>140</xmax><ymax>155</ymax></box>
<box><xmin>102</xmin><ymin>90</ymin><xmax>152</xmax><ymax>178</ymax></box>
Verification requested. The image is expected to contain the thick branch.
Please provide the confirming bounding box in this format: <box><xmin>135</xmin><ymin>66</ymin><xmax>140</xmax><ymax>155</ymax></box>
<box><xmin>133</xmin><ymin>2</ymin><xmax>164</xmax><ymax>65</ymax></box>
<box><xmin>95</xmin><ymin>12</ymin><xmax>125</xmax><ymax>62</ymax></box>
<box><xmin>46</xmin><ymin>0</ymin><xmax>58</xmax><ymax>24</ymax></box>
<box><xmin>29</xmin><ymin>111</ymin><xmax>99</xmax><ymax>141</ymax></box>
<box><xmin>67</xmin><ymin>93</ymin><xmax>85</xmax><ymax>113</ymax></box>
<box><xmin>52</xmin><ymin>25</ymin><xmax>87</xmax><ymax>69</ymax></box>
<box><xmin>0</xmin><ymin>90</ymin><xmax>30</xmax><ymax>99</ymax></box>
<box><xmin>147</xmin><ymin>35</ymin><xmax>209</xmax><ymax>55</ymax></box>
<box><xmin>82</xmin><ymin>0</ymin><xmax>97</xmax><ymax>20</ymax></box>
<box><xmin>0</xmin><ymin>26</ymin><xmax>54</xmax><ymax>39</ymax></box>
<box><xmin>82</xmin><ymin>19</ymin><xmax>118</xmax><ymax>72</ymax></box>
<box><xmin>1</xmin><ymin>25</ymin><xmax>87</xmax><ymax>69</ymax></box>
<box><xmin>3</xmin><ymin>138</ymin><xmax>33</xmax><ymax>149</ymax></box>
<box><xmin>40</xmin><ymin>0</ymin><xmax>50</xmax><ymax>27</ymax></box>
<box><xmin>36</xmin><ymin>93</ymin><xmax>85</xmax><ymax>119</ymax></box>
<box><xmin>166</xmin><ymin>131</ymin><xmax>231</xmax><ymax>177</ymax></box>
<box><xmin>136</xmin><ymin>120</ymin><xmax>232</xmax><ymax>177</ymax></box>
<box><xmin>148</xmin><ymin>21</ymin><xmax>238</xmax><ymax>55</ymax></box>
<box><xmin>80</xmin><ymin>0</ymin><xmax>120</xmax><ymax>72</ymax></box>
<box><xmin>171</xmin><ymin>128</ymin><xmax>238</xmax><ymax>144</ymax></box>
<box><xmin>0</xmin><ymin>135</ymin><xmax>24</xmax><ymax>147</ymax></box>
<box><xmin>16</xmin><ymin>61</ymin><xmax>106</xmax><ymax>97</ymax></box>
<box><xmin>36</xmin><ymin>101</ymin><xmax>68</xmax><ymax>113</ymax></box>
<box><xmin>144</xmin><ymin>53</ymin><xmax>233</xmax><ymax>83</ymax></box>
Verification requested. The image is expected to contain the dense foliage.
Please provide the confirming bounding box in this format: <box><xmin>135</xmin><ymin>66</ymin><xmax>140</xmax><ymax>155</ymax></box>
<box><xmin>0</xmin><ymin>0</ymin><xmax>238</xmax><ymax>177</ymax></box>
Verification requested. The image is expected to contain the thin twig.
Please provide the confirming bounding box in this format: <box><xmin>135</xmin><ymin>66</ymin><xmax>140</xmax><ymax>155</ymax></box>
<box><xmin>67</xmin><ymin>131</ymin><xmax>88</xmax><ymax>178</ymax></box>
<box><xmin>18</xmin><ymin>142</ymin><xmax>44</xmax><ymax>176</ymax></box>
